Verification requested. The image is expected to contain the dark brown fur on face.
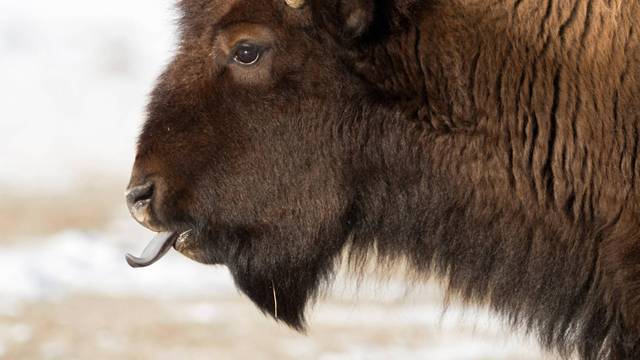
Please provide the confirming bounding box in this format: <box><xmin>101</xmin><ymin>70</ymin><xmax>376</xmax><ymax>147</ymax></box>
<box><xmin>130</xmin><ymin>0</ymin><xmax>640</xmax><ymax>358</ymax></box>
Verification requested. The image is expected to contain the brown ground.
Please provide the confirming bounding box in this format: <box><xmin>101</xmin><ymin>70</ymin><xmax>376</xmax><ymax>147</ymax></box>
<box><xmin>0</xmin><ymin>294</ymin><xmax>556</xmax><ymax>360</ymax></box>
<box><xmin>0</xmin><ymin>181</ymin><xmax>125</xmax><ymax>242</ymax></box>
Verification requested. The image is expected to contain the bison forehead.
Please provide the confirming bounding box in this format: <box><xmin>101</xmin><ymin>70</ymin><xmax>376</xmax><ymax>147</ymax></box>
<box><xmin>177</xmin><ymin>0</ymin><xmax>311</xmax><ymax>29</ymax></box>
<box><xmin>178</xmin><ymin>0</ymin><xmax>240</xmax><ymax>20</ymax></box>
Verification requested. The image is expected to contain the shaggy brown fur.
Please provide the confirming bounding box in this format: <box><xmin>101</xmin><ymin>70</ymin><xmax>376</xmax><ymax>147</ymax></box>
<box><xmin>128</xmin><ymin>0</ymin><xmax>640</xmax><ymax>358</ymax></box>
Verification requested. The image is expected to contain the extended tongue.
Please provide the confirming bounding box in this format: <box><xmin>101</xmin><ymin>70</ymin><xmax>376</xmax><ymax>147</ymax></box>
<box><xmin>126</xmin><ymin>231</ymin><xmax>177</xmax><ymax>268</ymax></box>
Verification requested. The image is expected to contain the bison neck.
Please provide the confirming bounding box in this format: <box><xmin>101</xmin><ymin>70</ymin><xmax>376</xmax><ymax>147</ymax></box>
<box><xmin>344</xmin><ymin>0</ymin><xmax>640</xmax><ymax>357</ymax></box>
<box><xmin>344</xmin><ymin>106</ymin><xmax>610</xmax><ymax>356</ymax></box>
<box><xmin>351</xmin><ymin>2</ymin><xmax>489</xmax><ymax>130</ymax></box>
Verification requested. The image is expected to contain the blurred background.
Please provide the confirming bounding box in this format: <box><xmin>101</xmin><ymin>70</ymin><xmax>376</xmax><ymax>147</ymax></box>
<box><xmin>0</xmin><ymin>0</ymin><xmax>554</xmax><ymax>359</ymax></box>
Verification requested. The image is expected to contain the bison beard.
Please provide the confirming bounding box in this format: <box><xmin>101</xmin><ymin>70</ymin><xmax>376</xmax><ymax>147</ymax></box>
<box><xmin>229</xmin><ymin>249</ymin><xmax>335</xmax><ymax>330</ymax></box>
<box><xmin>222</xmin><ymin>217</ymin><xmax>350</xmax><ymax>330</ymax></box>
<box><xmin>126</xmin><ymin>0</ymin><xmax>640</xmax><ymax>359</ymax></box>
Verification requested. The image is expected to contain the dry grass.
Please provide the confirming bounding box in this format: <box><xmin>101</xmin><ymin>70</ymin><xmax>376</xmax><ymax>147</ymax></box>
<box><xmin>0</xmin><ymin>181</ymin><xmax>124</xmax><ymax>243</ymax></box>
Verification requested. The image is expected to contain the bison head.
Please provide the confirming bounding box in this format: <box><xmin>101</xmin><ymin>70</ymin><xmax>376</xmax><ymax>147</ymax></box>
<box><xmin>125</xmin><ymin>0</ymin><xmax>401</xmax><ymax>329</ymax></box>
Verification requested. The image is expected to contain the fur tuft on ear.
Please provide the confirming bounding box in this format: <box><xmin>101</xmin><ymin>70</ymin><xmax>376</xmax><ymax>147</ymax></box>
<box><xmin>339</xmin><ymin>0</ymin><xmax>375</xmax><ymax>39</ymax></box>
<box><xmin>311</xmin><ymin>0</ymin><xmax>376</xmax><ymax>42</ymax></box>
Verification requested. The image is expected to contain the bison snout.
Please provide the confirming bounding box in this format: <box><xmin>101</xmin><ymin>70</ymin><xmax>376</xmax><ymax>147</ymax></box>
<box><xmin>126</xmin><ymin>180</ymin><xmax>164</xmax><ymax>232</ymax></box>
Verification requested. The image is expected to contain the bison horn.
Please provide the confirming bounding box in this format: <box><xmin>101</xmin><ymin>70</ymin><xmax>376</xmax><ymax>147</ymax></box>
<box><xmin>285</xmin><ymin>0</ymin><xmax>305</xmax><ymax>9</ymax></box>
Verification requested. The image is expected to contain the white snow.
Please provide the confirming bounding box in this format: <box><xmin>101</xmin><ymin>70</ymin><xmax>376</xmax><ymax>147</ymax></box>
<box><xmin>0</xmin><ymin>324</ymin><xmax>32</xmax><ymax>357</ymax></box>
<box><xmin>0</xmin><ymin>216</ymin><xmax>236</xmax><ymax>314</ymax></box>
<box><xmin>0</xmin><ymin>0</ymin><xmax>177</xmax><ymax>194</ymax></box>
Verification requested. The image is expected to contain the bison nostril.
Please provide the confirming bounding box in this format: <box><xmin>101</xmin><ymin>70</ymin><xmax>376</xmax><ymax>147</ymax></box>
<box><xmin>126</xmin><ymin>181</ymin><xmax>154</xmax><ymax>209</ymax></box>
<box><xmin>126</xmin><ymin>180</ymin><xmax>165</xmax><ymax>232</ymax></box>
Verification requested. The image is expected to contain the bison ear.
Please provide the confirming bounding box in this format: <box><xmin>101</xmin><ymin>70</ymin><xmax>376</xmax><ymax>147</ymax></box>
<box><xmin>312</xmin><ymin>0</ymin><xmax>375</xmax><ymax>42</ymax></box>
<box><xmin>339</xmin><ymin>0</ymin><xmax>375</xmax><ymax>39</ymax></box>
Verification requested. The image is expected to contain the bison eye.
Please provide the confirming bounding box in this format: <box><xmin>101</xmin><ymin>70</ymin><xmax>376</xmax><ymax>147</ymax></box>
<box><xmin>232</xmin><ymin>43</ymin><xmax>263</xmax><ymax>66</ymax></box>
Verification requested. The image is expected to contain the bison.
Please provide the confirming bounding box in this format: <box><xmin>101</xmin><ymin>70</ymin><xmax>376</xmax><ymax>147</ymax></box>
<box><xmin>124</xmin><ymin>0</ymin><xmax>640</xmax><ymax>358</ymax></box>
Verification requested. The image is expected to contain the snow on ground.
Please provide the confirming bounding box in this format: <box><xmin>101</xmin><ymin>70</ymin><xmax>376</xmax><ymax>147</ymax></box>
<box><xmin>0</xmin><ymin>215</ymin><xmax>236</xmax><ymax>315</ymax></box>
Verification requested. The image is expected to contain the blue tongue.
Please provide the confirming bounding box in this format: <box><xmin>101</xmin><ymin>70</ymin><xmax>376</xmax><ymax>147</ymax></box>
<box><xmin>126</xmin><ymin>231</ymin><xmax>177</xmax><ymax>268</ymax></box>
